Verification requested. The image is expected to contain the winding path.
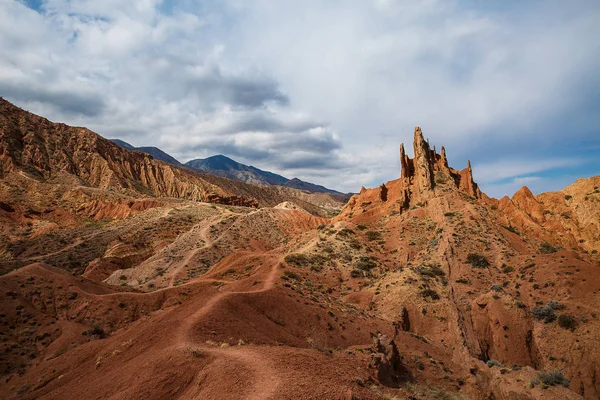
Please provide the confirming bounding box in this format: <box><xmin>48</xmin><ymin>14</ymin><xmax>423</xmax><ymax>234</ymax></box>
<box><xmin>173</xmin><ymin>252</ymin><xmax>282</xmax><ymax>399</ymax></box>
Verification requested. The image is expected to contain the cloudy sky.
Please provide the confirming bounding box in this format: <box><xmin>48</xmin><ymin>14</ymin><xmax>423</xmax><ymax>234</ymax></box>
<box><xmin>2</xmin><ymin>0</ymin><xmax>599</xmax><ymax>196</ymax></box>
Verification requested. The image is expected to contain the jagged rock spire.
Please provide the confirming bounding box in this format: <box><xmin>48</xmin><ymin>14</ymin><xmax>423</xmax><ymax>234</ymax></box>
<box><xmin>440</xmin><ymin>146</ymin><xmax>448</xmax><ymax>167</ymax></box>
<box><xmin>412</xmin><ymin>126</ymin><xmax>435</xmax><ymax>193</ymax></box>
<box><xmin>399</xmin><ymin>143</ymin><xmax>411</xmax><ymax>179</ymax></box>
<box><xmin>398</xmin><ymin>127</ymin><xmax>481</xmax><ymax>208</ymax></box>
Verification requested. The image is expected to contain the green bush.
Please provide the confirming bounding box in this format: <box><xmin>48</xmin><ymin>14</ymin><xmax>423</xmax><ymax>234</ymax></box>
<box><xmin>537</xmin><ymin>370</ymin><xmax>570</xmax><ymax>388</ymax></box>
<box><xmin>466</xmin><ymin>253</ymin><xmax>490</xmax><ymax>268</ymax></box>
<box><xmin>355</xmin><ymin>256</ymin><xmax>377</xmax><ymax>271</ymax></box>
<box><xmin>557</xmin><ymin>314</ymin><xmax>578</xmax><ymax>331</ymax></box>
<box><xmin>365</xmin><ymin>231</ymin><xmax>382</xmax><ymax>241</ymax></box>
<box><xmin>420</xmin><ymin>289</ymin><xmax>440</xmax><ymax>300</ymax></box>
<box><xmin>532</xmin><ymin>301</ymin><xmax>564</xmax><ymax>323</ymax></box>
<box><xmin>501</xmin><ymin>265</ymin><xmax>514</xmax><ymax>273</ymax></box>
<box><xmin>539</xmin><ymin>242</ymin><xmax>559</xmax><ymax>254</ymax></box>
<box><xmin>282</xmin><ymin>270</ymin><xmax>300</xmax><ymax>280</ymax></box>
<box><xmin>284</xmin><ymin>253</ymin><xmax>312</xmax><ymax>266</ymax></box>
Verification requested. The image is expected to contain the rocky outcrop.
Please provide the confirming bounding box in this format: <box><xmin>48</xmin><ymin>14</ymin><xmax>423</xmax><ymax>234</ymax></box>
<box><xmin>77</xmin><ymin>199</ymin><xmax>166</xmax><ymax>220</ymax></box>
<box><xmin>399</xmin><ymin>127</ymin><xmax>481</xmax><ymax>206</ymax></box>
<box><xmin>412</xmin><ymin>126</ymin><xmax>435</xmax><ymax>193</ymax></box>
<box><xmin>499</xmin><ymin>176</ymin><xmax>600</xmax><ymax>254</ymax></box>
<box><xmin>369</xmin><ymin>332</ymin><xmax>411</xmax><ymax>387</ymax></box>
<box><xmin>340</xmin><ymin>126</ymin><xmax>483</xmax><ymax>219</ymax></box>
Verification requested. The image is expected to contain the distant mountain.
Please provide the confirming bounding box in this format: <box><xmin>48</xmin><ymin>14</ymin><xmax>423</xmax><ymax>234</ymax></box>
<box><xmin>185</xmin><ymin>155</ymin><xmax>350</xmax><ymax>200</ymax></box>
<box><xmin>110</xmin><ymin>139</ymin><xmax>181</xmax><ymax>166</ymax></box>
<box><xmin>186</xmin><ymin>155</ymin><xmax>287</xmax><ymax>186</ymax></box>
<box><xmin>110</xmin><ymin>139</ymin><xmax>136</xmax><ymax>151</ymax></box>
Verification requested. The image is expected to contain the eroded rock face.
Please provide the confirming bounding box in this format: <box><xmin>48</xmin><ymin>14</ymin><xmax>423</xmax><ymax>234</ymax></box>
<box><xmin>340</xmin><ymin>126</ymin><xmax>483</xmax><ymax>219</ymax></box>
<box><xmin>369</xmin><ymin>332</ymin><xmax>411</xmax><ymax>387</ymax></box>
<box><xmin>0</xmin><ymin>98</ymin><xmax>261</xmax><ymax>208</ymax></box>
<box><xmin>400</xmin><ymin>126</ymin><xmax>481</xmax><ymax>206</ymax></box>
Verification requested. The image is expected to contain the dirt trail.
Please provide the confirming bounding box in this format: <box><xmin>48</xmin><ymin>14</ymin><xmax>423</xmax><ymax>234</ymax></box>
<box><xmin>167</xmin><ymin>208</ymin><xmax>237</xmax><ymax>287</ymax></box>
<box><xmin>167</xmin><ymin>219</ymin><xmax>216</xmax><ymax>288</ymax></box>
<box><xmin>173</xmin><ymin>253</ymin><xmax>282</xmax><ymax>399</ymax></box>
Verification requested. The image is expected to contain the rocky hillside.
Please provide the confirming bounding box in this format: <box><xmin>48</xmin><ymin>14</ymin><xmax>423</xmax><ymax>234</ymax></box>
<box><xmin>496</xmin><ymin>177</ymin><xmax>600</xmax><ymax>254</ymax></box>
<box><xmin>0</xmin><ymin>98</ymin><xmax>258</xmax><ymax>207</ymax></box>
<box><xmin>0</xmin><ymin>120</ymin><xmax>597</xmax><ymax>400</ymax></box>
<box><xmin>0</xmin><ymin>98</ymin><xmax>346</xmax><ymax>215</ymax></box>
<box><xmin>337</xmin><ymin>127</ymin><xmax>599</xmax><ymax>399</ymax></box>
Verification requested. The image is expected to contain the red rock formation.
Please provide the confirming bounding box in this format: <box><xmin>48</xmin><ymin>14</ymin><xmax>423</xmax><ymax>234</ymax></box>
<box><xmin>399</xmin><ymin>127</ymin><xmax>481</xmax><ymax>207</ymax></box>
<box><xmin>341</xmin><ymin>126</ymin><xmax>483</xmax><ymax>220</ymax></box>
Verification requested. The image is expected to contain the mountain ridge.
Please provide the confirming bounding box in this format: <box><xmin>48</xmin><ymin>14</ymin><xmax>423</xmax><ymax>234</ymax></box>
<box><xmin>109</xmin><ymin>139</ymin><xmax>182</xmax><ymax>166</ymax></box>
<box><xmin>186</xmin><ymin>154</ymin><xmax>351</xmax><ymax>200</ymax></box>
<box><xmin>109</xmin><ymin>138</ymin><xmax>350</xmax><ymax>200</ymax></box>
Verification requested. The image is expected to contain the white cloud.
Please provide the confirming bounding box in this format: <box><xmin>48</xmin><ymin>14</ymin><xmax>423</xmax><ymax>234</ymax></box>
<box><xmin>1</xmin><ymin>0</ymin><xmax>599</xmax><ymax>193</ymax></box>
<box><xmin>513</xmin><ymin>176</ymin><xmax>541</xmax><ymax>185</ymax></box>
<box><xmin>472</xmin><ymin>158</ymin><xmax>584</xmax><ymax>184</ymax></box>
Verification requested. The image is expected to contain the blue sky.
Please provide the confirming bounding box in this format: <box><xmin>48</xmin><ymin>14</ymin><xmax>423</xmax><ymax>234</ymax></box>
<box><xmin>2</xmin><ymin>0</ymin><xmax>599</xmax><ymax>196</ymax></box>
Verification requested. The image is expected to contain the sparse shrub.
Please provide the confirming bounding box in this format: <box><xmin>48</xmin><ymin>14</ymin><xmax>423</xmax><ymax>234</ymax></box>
<box><xmin>365</xmin><ymin>231</ymin><xmax>382</xmax><ymax>241</ymax></box>
<box><xmin>348</xmin><ymin>239</ymin><xmax>361</xmax><ymax>249</ymax></box>
<box><xmin>284</xmin><ymin>253</ymin><xmax>311</xmax><ymax>267</ymax></box>
<box><xmin>337</xmin><ymin>228</ymin><xmax>355</xmax><ymax>237</ymax></box>
<box><xmin>119</xmin><ymin>275</ymin><xmax>127</xmax><ymax>280</ymax></box>
<box><xmin>537</xmin><ymin>370</ymin><xmax>570</xmax><ymax>388</ymax></box>
<box><xmin>355</xmin><ymin>256</ymin><xmax>377</xmax><ymax>271</ymax></box>
<box><xmin>466</xmin><ymin>253</ymin><xmax>490</xmax><ymax>268</ymax></box>
<box><xmin>455</xmin><ymin>278</ymin><xmax>469</xmax><ymax>284</ymax></box>
<box><xmin>487</xmin><ymin>359</ymin><xmax>503</xmax><ymax>368</ymax></box>
<box><xmin>491</xmin><ymin>284</ymin><xmax>503</xmax><ymax>292</ymax></box>
<box><xmin>420</xmin><ymin>289</ymin><xmax>440</xmax><ymax>300</ymax></box>
<box><xmin>310</xmin><ymin>264</ymin><xmax>323</xmax><ymax>273</ymax></box>
<box><xmin>557</xmin><ymin>314</ymin><xmax>578</xmax><ymax>331</ymax></box>
<box><xmin>564</xmin><ymin>195</ymin><xmax>572</xmax><ymax>201</ymax></box>
<box><xmin>350</xmin><ymin>270</ymin><xmax>363</xmax><ymax>278</ymax></box>
<box><xmin>540</xmin><ymin>242</ymin><xmax>559</xmax><ymax>254</ymax></box>
<box><xmin>282</xmin><ymin>270</ymin><xmax>300</xmax><ymax>280</ymax></box>
<box><xmin>356</xmin><ymin>224</ymin><xmax>367</xmax><ymax>231</ymax></box>
<box><xmin>532</xmin><ymin>301</ymin><xmax>564</xmax><ymax>323</ymax></box>
<box><xmin>89</xmin><ymin>323</ymin><xmax>106</xmax><ymax>339</ymax></box>
<box><xmin>416</xmin><ymin>264</ymin><xmax>445</xmax><ymax>278</ymax></box>
<box><xmin>501</xmin><ymin>265</ymin><xmax>514</xmax><ymax>273</ymax></box>
<box><xmin>415</xmin><ymin>266</ymin><xmax>435</xmax><ymax>277</ymax></box>
<box><xmin>429</xmin><ymin>265</ymin><xmax>445</xmax><ymax>276</ymax></box>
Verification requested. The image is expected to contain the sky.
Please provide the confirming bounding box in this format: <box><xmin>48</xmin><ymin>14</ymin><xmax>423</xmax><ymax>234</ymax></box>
<box><xmin>1</xmin><ymin>0</ymin><xmax>599</xmax><ymax>197</ymax></box>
